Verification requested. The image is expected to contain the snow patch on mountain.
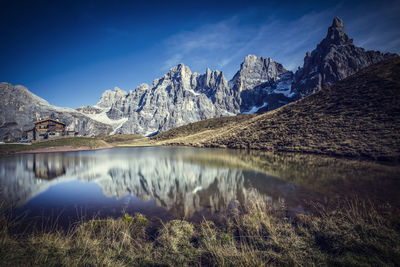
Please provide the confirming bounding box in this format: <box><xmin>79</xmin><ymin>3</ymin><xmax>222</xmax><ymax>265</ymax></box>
<box><xmin>83</xmin><ymin>109</ymin><xmax>127</xmax><ymax>126</ymax></box>
<box><xmin>273</xmin><ymin>73</ymin><xmax>294</xmax><ymax>97</ymax></box>
<box><xmin>242</xmin><ymin>102</ymin><xmax>268</xmax><ymax>114</ymax></box>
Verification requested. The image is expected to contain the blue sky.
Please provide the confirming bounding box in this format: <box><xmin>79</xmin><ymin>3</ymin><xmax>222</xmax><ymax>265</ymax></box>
<box><xmin>1</xmin><ymin>0</ymin><xmax>399</xmax><ymax>108</ymax></box>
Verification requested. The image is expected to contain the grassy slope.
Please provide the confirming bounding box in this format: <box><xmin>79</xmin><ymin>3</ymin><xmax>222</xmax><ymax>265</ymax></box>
<box><xmin>98</xmin><ymin>134</ymin><xmax>144</xmax><ymax>144</ymax></box>
<box><xmin>152</xmin><ymin>58</ymin><xmax>400</xmax><ymax>161</ymax></box>
<box><xmin>152</xmin><ymin>114</ymin><xmax>255</xmax><ymax>142</ymax></box>
<box><xmin>0</xmin><ymin>137</ymin><xmax>110</xmax><ymax>154</ymax></box>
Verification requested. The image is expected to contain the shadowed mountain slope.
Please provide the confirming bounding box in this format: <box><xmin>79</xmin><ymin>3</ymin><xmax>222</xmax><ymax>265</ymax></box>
<box><xmin>152</xmin><ymin>57</ymin><xmax>400</xmax><ymax>161</ymax></box>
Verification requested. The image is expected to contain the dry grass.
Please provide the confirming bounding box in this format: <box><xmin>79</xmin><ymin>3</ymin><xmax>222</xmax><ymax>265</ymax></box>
<box><xmin>97</xmin><ymin>134</ymin><xmax>145</xmax><ymax>145</ymax></box>
<box><xmin>148</xmin><ymin>58</ymin><xmax>400</xmax><ymax>161</ymax></box>
<box><xmin>152</xmin><ymin>114</ymin><xmax>255</xmax><ymax>142</ymax></box>
<box><xmin>1</xmin><ymin>198</ymin><xmax>399</xmax><ymax>266</ymax></box>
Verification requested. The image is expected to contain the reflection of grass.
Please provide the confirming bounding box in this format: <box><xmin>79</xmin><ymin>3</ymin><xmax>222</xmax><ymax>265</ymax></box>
<box><xmin>179</xmin><ymin>149</ymin><xmax>400</xmax><ymax>208</ymax></box>
<box><xmin>180</xmin><ymin>150</ymin><xmax>259</xmax><ymax>171</ymax></box>
<box><xmin>1</xmin><ymin>199</ymin><xmax>399</xmax><ymax>266</ymax></box>
<box><xmin>0</xmin><ymin>137</ymin><xmax>110</xmax><ymax>154</ymax></box>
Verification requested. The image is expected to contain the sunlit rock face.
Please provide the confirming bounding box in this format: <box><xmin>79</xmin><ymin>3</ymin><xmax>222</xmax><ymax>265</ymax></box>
<box><xmin>0</xmin><ymin>83</ymin><xmax>113</xmax><ymax>142</ymax></box>
<box><xmin>80</xmin><ymin>64</ymin><xmax>240</xmax><ymax>136</ymax></box>
<box><xmin>0</xmin><ymin>148</ymin><xmax>302</xmax><ymax>219</ymax></box>
<box><xmin>291</xmin><ymin>17</ymin><xmax>397</xmax><ymax>98</ymax></box>
<box><xmin>79</xmin><ymin>57</ymin><xmax>296</xmax><ymax>136</ymax></box>
<box><xmin>230</xmin><ymin>55</ymin><xmax>294</xmax><ymax>113</ymax></box>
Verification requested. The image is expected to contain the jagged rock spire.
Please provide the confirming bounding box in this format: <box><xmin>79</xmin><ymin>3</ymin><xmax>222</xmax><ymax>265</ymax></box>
<box><xmin>332</xmin><ymin>16</ymin><xmax>343</xmax><ymax>28</ymax></box>
<box><xmin>324</xmin><ymin>16</ymin><xmax>353</xmax><ymax>46</ymax></box>
<box><xmin>291</xmin><ymin>17</ymin><xmax>396</xmax><ymax>98</ymax></box>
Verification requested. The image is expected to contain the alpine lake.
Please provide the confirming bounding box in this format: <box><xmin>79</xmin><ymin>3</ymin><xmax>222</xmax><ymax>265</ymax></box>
<box><xmin>1</xmin><ymin>146</ymin><xmax>399</xmax><ymax>231</ymax></box>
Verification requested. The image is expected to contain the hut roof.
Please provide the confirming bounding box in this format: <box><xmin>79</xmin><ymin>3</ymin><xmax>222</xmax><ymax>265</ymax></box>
<box><xmin>34</xmin><ymin>118</ymin><xmax>66</xmax><ymax>126</ymax></box>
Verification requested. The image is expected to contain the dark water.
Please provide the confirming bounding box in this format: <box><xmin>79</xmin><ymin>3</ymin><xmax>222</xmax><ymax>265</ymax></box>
<box><xmin>0</xmin><ymin>146</ymin><xmax>399</xmax><ymax>229</ymax></box>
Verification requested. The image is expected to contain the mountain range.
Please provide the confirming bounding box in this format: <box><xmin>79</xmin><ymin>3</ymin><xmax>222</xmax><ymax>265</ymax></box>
<box><xmin>152</xmin><ymin>56</ymin><xmax>400</xmax><ymax>161</ymax></box>
<box><xmin>0</xmin><ymin>17</ymin><xmax>396</xmax><ymax>141</ymax></box>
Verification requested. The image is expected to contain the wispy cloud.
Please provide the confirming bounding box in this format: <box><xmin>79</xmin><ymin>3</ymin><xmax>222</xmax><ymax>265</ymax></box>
<box><xmin>346</xmin><ymin>0</ymin><xmax>400</xmax><ymax>52</ymax></box>
<box><xmin>162</xmin><ymin>53</ymin><xmax>183</xmax><ymax>70</ymax></box>
<box><xmin>160</xmin><ymin>9</ymin><xmax>340</xmax><ymax>78</ymax></box>
<box><xmin>159</xmin><ymin>1</ymin><xmax>399</xmax><ymax>80</ymax></box>
<box><xmin>161</xmin><ymin>16</ymin><xmax>253</xmax><ymax>73</ymax></box>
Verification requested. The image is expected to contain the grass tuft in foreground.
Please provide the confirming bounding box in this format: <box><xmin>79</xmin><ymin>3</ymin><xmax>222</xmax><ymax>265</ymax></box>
<box><xmin>1</xmin><ymin>199</ymin><xmax>399</xmax><ymax>266</ymax></box>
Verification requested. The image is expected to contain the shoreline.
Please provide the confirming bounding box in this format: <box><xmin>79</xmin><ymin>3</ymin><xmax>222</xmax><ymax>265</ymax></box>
<box><xmin>0</xmin><ymin>145</ymin><xmax>114</xmax><ymax>155</ymax></box>
<box><xmin>119</xmin><ymin>141</ymin><xmax>400</xmax><ymax>164</ymax></box>
<box><xmin>16</xmin><ymin>145</ymin><xmax>114</xmax><ymax>154</ymax></box>
<box><xmin>2</xmin><ymin>140</ymin><xmax>399</xmax><ymax>164</ymax></box>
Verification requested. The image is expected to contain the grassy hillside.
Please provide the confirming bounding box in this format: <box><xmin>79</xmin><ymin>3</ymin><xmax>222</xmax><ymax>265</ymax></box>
<box><xmin>98</xmin><ymin>134</ymin><xmax>144</xmax><ymax>144</ymax></box>
<box><xmin>152</xmin><ymin>114</ymin><xmax>255</xmax><ymax>141</ymax></box>
<box><xmin>151</xmin><ymin>58</ymin><xmax>400</xmax><ymax>161</ymax></box>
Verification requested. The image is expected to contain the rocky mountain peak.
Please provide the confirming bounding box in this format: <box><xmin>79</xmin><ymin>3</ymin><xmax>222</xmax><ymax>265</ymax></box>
<box><xmin>1</xmin><ymin>82</ymin><xmax>50</xmax><ymax>106</ymax></box>
<box><xmin>228</xmin><ymin>55</ymin><xmax>291</xmax><ymax>113</ymax></box>
<box><xmin>169</xmin><ymin>63</ymin><xmax>190</xmax><ymax>74</ymax></box>
<box><xmin>135</xmin><ymin>83</ymin><xmax>150</xmax><ymax>92</ymax></box>
<box><xmin>113</xmin><ymin>87</ymin><xmax>127</xmax><ymax>95</ymax></box>
<box><xmin>196</xmin><ymin>68</ymin><xmax>226</xmax><ymax>94</ymax></box>
<box><xmin>231</xmin><ymin>55</ymin><xmax>287</xmax><ymax>92</ymax></box>
<box><xmin>291</xmin><ymin>17</ymin><xmax>396</xmax><ymax>98</ymax></box>
<box><xmin>242</xmin><ymin>55</ymin><xmax>280</xmax><ymax>72</ymax></box>
<box><xmin>96</xmin><ymin>87</ymin><xmax>127</xmax><ymax>108</ymax></box>
<box><xmin>332</xmin><ymin>16</ymin><xmax>343</xmax><ymax>28</ymax></box>
<box><xmin>324</xmin><ymin>16</ymin><xmax>352</xmax><ymax>46</ymax></box>
<box><xmin>165</xmin><ymin>63</ymin><xmax>193</xmax><ymax>83</ymax></box>
<box><xmin>243</xmin><ymin>54</ymin><xmax>259</xmax><ymax>64</ymax></box>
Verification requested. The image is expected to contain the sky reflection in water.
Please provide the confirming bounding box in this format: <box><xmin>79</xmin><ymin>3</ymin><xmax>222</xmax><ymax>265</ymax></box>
<box><xmin>0</xmin><ymin>146</ymin><xmax>398</xmax><ymax>227</ymax></box>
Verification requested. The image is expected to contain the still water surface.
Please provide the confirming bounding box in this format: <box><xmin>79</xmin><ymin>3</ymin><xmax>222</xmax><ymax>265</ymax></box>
<box><xmin>0</xmin><ymin>147</ymin><xmax>399</xmax><ymax>228</ymax></box>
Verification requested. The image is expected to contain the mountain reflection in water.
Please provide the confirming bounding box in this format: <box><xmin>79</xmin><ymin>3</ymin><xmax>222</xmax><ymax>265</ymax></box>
<box><xmin>1</xmin><ymin>147</ymin><xmax>399</xmax><ymax>225</ymax></box>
